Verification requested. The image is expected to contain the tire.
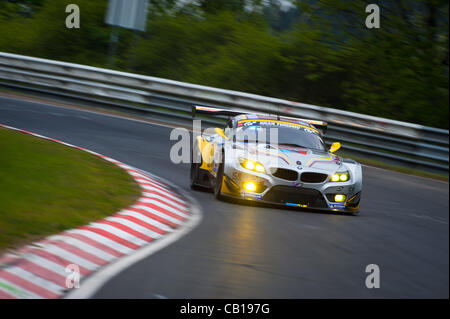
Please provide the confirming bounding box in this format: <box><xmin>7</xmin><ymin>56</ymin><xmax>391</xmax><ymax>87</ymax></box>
<box><xmin>190</xmin><ymin>141</ymin><xmax>203</xmax><ymax>190</ymax></box>
<box><xmin>190</xmin><ymin>162</ymin><xmax>202</xmax><ymax>190</ymax></box>
<box><xmin>213</xmin><ymin>159</ymin><xmax>225</xmax><ymax>200</ymax></box>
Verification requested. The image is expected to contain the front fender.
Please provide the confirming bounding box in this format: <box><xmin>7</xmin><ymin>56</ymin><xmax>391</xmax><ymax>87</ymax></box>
<box><xmin>197</xmin><ymin>136</ymin><xmax>217</xmax><ymax>171</ymax></box>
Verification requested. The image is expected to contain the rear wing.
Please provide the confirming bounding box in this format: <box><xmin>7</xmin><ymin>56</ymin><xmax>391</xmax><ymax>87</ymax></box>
<box><xmin>192</xmin><ymin>105</ymin><xmax>251</xmax><ymax>117</ymax></box>
<box><xmin>299</xmin><ymin>119</ymin><xmax>328</xmax><ymax>135</ymax></box>
<box><xmin>192</xmin><ymin>105</ymin><xmax>327</xmax><ymax>134</ymax></box>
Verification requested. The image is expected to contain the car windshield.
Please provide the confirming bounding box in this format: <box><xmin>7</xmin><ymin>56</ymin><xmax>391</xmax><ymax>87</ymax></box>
<box><xmin>233</xmin><ymin>121</ymin><xmax>326</xmax><ymax>151</ymax></box>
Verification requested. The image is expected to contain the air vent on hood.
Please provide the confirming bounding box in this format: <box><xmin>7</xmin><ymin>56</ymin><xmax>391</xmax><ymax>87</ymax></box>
<box><xmin>270</xmin><ymin>168</ymin><xmax>298</xmax><ymax>181</ymax></box>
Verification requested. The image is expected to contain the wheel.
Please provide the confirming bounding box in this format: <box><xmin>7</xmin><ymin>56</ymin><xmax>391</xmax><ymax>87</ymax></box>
<box><xmin>213</xmin><ymin>159</ymin><xmax>225</xmax><ymax>200</ymax></box>
<box><xmin>190</xmin><ymin>162</ymin><xmax>202</xmax><ymax>190</ymax></box>
<box><xmin>190</xmin><ymin>141</ymin><xmax>203</xmax><ymax>190</ymax></box>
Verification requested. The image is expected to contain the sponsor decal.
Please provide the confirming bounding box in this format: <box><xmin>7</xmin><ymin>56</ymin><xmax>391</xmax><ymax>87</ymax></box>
<box><xmin>238</xmin><ymin>120</ymin><xmax>319</xmax><ymax>134</ymax></box>
<box><xmin>286</xmin><ymin>203</ymin><xmax>308</xmax><ymax>208</ymax></box>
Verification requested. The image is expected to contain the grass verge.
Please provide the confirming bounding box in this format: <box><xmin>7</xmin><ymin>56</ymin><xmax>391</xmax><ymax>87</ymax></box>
<box><xmin>0</xmin><ymin>127</ymin><xmax>141</xmax><ymax>252</ymax></box>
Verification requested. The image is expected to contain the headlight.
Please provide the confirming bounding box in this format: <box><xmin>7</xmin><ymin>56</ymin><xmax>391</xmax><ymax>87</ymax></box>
<box><xmin>334</xmin><ymin>194</ymin><xmax>347</xmax><ymax>202</ymax></box>
<box><xmin>255</xmin><ymin>164</ymin><xmax>265</xmax><ymax>173</ymax></box>
<box><xmin>244</xmin><ymin>160</ymin><xmax>255</xmax><ymax>170</ymax></box>
<box><xmin>243</xmin><ymin>181</ymin><xmax>257</xmax><ymax>192</ymax></box>
<box><xmin>240</xmin><ymin>158</ymin><xmax>266</xmax><ymax>174</ymax></box>
<box><xmin>331</xmin><ymin>172</ymin><xmax>350</xmax><ymax>182</ymax></box>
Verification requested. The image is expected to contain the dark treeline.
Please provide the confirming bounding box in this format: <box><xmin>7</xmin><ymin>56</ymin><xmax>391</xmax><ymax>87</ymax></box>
<box><xmin>0</xmin><ymin>0</ymin><xmax>448</xmax><ymax>128</ymax></box>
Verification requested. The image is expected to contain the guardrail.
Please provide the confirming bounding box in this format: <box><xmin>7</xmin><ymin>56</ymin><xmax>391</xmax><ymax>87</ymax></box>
<box><xmin>0</xmin><ymin>52</ymin><xmax>448</xmax><ymax>174</ymax></box>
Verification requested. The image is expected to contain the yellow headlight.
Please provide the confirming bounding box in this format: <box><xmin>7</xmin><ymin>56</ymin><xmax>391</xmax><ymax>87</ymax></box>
<box><xmin>331</xmin><ymin>174</ymin><xmax>340</xmax><ymax>182</ymax></box>
<box><xmin>241</xmin><ymin>159</ymin><xmax>265</xmax><ymax>173</ymax></box>
<box><xmin>244</xmin><ymin>160</ymin><xmax>255</xmax><ymax>170</ymax></box>
<box><xmin>255</xmin><ymin>164</ymin><xmax>265</xmax><ymax>173</ymax></box>
<box><xmin>331</xmin><ymin>172</ymin><xmax>349</xmax><ymax>182</ymax></box>
<box><xmin>334</xmin><ymin>194</ymin><xmax>346</xmax><ymax>202</ymax></box>
<box><xmin>244</xmin><ymin>181</ymin><xmax>257</xmax><ymax>192</ymax></box>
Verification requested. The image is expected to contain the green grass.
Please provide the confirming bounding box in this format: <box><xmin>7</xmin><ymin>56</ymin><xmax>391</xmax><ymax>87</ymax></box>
<box><xmin>338</xmin><ymin>151</ymin><xmax>449</xmax><ymax>182</ymax></box>
<box><xmin>0</xmin><ymin>127</ymin><xmax>141</xmax><ymax>252</ymax></box>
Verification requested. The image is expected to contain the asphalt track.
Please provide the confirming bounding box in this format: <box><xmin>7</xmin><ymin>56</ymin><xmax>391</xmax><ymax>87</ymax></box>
<box><xmin>0</xmin><ymin>95</ymin><xmax>448</xmax><ymax>298</ymax></box>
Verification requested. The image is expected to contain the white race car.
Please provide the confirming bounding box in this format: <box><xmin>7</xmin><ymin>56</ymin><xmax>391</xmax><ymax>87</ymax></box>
<box><xmin>190</xmin><ymin>106</ymin><xmax>362</xmax><ymax>213</ymax></box>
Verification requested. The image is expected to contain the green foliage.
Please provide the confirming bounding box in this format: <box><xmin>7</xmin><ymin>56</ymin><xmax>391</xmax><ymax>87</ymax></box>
<box><xmin>0</xmin><ymin>0</ymin><xmax>43</xmax><ymax>19</ymax></box>
<box><xmin>0</xmin><ymin>0</ymin><xmax>110</xmax><ymax>65</ymax></box>
<box><xmin>0</xmin><ymin>0</ymin><xmax>448</xmax><ymax>128</ymax></box>
<box><xmin>198</xmin><ymin>0</ymin><xmax>246</xmax><ymax>13</ymax></box>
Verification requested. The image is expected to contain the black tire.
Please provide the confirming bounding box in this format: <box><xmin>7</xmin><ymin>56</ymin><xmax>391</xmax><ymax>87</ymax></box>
<box><xmin>190</xmin><ymin>162</ymin><xmax>202</xmax><ymax>190</ymax></box>
<box><xmin>214</xmin><ymin>160</ymin><xmax>225</xmax><ymax>200</ymax></box>
<box><xmin>190</xmin><ymin>141</ymin><xmax>202</xmax><ymax>190</ymax></box>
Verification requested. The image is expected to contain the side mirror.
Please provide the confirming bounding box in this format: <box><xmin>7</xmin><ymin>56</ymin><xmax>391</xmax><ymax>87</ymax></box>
<box><xmin>215</xmin><ymin>128</ymin><xmax>228</xmax><ymax>140</ymax></box>
<box><xmin>329</xmin><ymin>142</ymin><xmax>341</xmax><ymax>153</ymax></box>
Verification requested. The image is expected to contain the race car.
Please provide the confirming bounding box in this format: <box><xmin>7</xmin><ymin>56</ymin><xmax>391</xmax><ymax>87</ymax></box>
<box><xmin>190</xmin><ymin>106</ymin><xmax>362</xmax><ymax>213</ymax></box>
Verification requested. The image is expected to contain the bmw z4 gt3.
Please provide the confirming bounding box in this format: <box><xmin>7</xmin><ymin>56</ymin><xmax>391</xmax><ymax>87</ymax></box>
<box><xmin>190</xmin><ymin>106</ymin><xmax>362</xmax><ymax>213</ymax></box>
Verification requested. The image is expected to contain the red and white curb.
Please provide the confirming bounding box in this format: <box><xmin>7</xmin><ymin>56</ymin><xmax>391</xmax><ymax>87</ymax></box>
<box><xmin>0</xmin><ymin>124</ymin><xmax>194</xmax><ymax>299</ymax></box>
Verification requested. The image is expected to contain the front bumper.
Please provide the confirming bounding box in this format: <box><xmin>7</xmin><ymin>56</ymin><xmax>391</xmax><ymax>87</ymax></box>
<box><xmin>222</xmin><ymin>166</ymin><xmax>361</xmax><ymax>213</ymax></box>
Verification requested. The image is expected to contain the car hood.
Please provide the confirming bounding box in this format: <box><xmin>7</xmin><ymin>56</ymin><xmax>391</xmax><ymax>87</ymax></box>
<box><xmin>232</xmin><ymin>142</ymin><xmax>342</xmax><ymax>173</ymax></box>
